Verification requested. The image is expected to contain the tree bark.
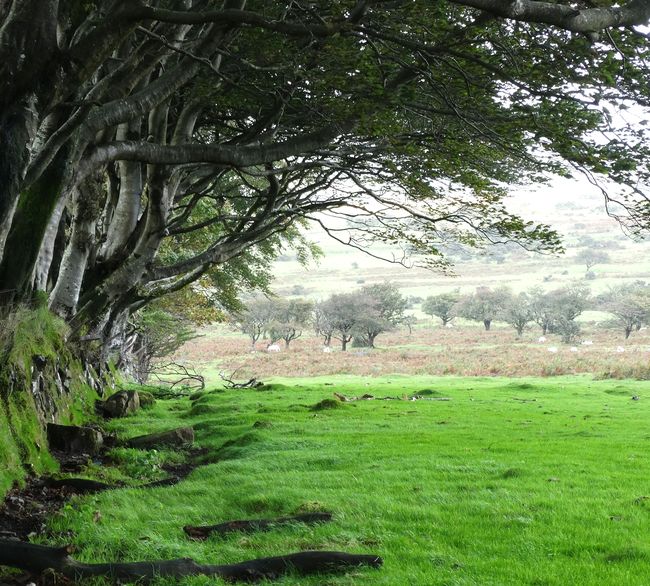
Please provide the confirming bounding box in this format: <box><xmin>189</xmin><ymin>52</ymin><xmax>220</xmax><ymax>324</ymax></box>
<box><xmin>101</xmin><ymin>122</ymin><xmax>142</xmax><ymax>260</ymax></box>
<box><xmin>31</xmin><ymin>192</ymin><xmax>67</xmax><ymax>291</ymax></box>
<box><xmin>49</xmin><ymin>176</ymin><xmax>103</xmax><ymax>317</ymax></box>
<box><xmin>0</xmin><ymin>153</ymin><xmax>67</xmax><ymax>300</ymax></box>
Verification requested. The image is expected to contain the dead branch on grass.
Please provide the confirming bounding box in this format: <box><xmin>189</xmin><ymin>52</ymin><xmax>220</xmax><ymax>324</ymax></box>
<box><xmin>219</xmin><ymin>368</ymin><xmax>263</xmax><ymax>389</ymax></box>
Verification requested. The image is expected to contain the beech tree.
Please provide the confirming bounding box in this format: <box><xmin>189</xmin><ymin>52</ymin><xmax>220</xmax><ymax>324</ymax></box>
<box><xmin>1</xmin><ymin>1</ymin><xmax>650</xmax><ymax>362</ymax></box>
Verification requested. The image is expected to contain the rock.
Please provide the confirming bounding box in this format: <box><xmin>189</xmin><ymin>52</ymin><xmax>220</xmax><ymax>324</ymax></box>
<box><xmin>47</xmin><ymin>423</ymin><xmax>103</xmax><ymax>454</ymax></box>
<box><xmin>32</xmin><ymin>355</ymin><xmax>47</xmax><ymax>370</ymax></box>
<box><xmin>101</xmin><ymin>390</ymin><xmax>140</xmax><ymax>417</ymax></box>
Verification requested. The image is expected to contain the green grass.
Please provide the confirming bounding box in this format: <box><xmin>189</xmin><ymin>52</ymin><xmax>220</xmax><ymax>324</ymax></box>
<box><xmin>47</xmin><ymin>376</ymin><xmax>650</xmax><ymax>585</ymax></box>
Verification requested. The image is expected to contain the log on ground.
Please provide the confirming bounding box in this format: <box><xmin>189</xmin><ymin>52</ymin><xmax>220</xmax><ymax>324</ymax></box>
<box><xmin>0</xmin><ymin>539</ymin><xmax>382</xmax><ymax>583</ymax></box>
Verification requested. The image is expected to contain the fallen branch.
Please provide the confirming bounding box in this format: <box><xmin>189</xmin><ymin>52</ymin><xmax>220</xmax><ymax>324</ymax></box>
<box><xmin>0</xmin><ymin>540</ymin><xmax>382</xmax><ymax>583</ymax></box>
<box><xmin>149</xmin><ymin>362</ymin><xmax>205</xmax><ymax>391</ymax></box>
<box><xmin>219</xmin><ymin>369</ymin><xmax>263</xmax><ymax>389</ymax></box>
<box><xmin>184</xmin><ymin>512</ymin><xmax>333</xmax><ymax>540</ymax></box>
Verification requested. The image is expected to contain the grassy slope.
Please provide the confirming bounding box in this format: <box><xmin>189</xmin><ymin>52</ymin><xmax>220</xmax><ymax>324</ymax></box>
<box><xmin>47</xmin><ymin>376</ymin><xmax>650</xmax><ymax>585</ymax></box>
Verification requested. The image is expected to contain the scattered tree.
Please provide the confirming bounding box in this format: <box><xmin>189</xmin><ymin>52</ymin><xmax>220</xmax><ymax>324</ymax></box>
<box><xmin>529</xmin><ymin>287</ymin><xmax>556</xmax><ymax>336</ymax></box>
<box><xmin>422</xmin><ymin>291</ymin><xmax>460</xmax><ymax>326</ymax></box>
<box><xmin>599</xmin><ymin>284</ymin><xmax>650</xmax><ymax>338</ymax></box>
<box><xmin>529</xmin><ymin>284</ymin><xmax>590</xmax><ymax>339</ymax></box>
<box><xmin>402</xmin><ymin>315</ymin><xmax>418</xmax><ymax>335</ymax></box>
<box><xmin>269</xmin><ymin>299</ymin><xmax>313</xmax><ymax>348</ymax></box>
<box><xmin>457</xmin><ymin>287</ymin><xmax>510</xmax><ymax>331</ymax></box>
<box><xmin>575</xmin><ymin>250</ymin><xmax>611</xmax><ymax>274</ymax></box>
<box><xmin>355</xmin><ymin>283</ymin><xmax>407</xmax><ymax>348</ymax></box>
<box><xmin>500</xmin><ymin>292</ymin><xmax>534</xmax><ymax>337</ymax></box>
<box><xmin>318</xmin><ymin>294</ymin><xmax>366</xmax><ymax>352</ymax></box>
<box><xmin>548</xmin><ymin>284</ymin><xmax>591</xmax><ymax>343</ymax></box>
<box><xmin>229</xmin><ymin>299</ymin><xmax>275</xmax><ymax>350</ymax></box>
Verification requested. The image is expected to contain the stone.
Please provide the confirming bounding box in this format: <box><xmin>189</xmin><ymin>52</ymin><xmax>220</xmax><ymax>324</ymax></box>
<box><xmin>101</xmin><ymin>390</ymin><xmax>140</xmax><ymax>418</ymax></box>
<box><xmin>47</xmin><ymin>423</ymin><xmax>103</xmax><ymax>454</ymax></box>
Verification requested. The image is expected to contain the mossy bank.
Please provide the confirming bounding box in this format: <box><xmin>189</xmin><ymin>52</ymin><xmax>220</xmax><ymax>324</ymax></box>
<box><xmin>0</xmin><ymin>300</ymin><xmax>102</xmax><ymax>497</ymax></box>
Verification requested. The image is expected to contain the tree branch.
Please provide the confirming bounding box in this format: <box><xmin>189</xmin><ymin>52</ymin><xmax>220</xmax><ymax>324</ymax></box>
<box><xmin>449</xmin><ymin>0</ymin><xmax>650</xmax><ymax>32</ymax></box>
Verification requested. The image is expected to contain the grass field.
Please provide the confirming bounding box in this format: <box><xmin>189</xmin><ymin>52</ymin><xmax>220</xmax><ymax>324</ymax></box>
<box><xmin>47</xmin><ymin>376</ymin><xmax>650</xmax><ymax>585</ymax></box>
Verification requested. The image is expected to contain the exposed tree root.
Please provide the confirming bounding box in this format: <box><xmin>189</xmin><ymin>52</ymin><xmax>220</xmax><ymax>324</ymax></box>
<box><xmin>0</xmin><ymin>540</ymin><xmax>382</xmax><ymax>583</ymax></box>
<box><xmin>334</xmin><ymin>392</ymin><xmax>451</xmax><ymax>402</ymax></box>
<box><xmin>184</xmin><ymin>512</ymin><xmax>333</xmax><ymax>540</ymax></box>
<box><xmin>124</xmin><ymin>426</ymin><xmax>194</xmax><ymax>449</ymax></box>
<box><xmin>44</xmin><ymin>478</ymin><xmax>117</xmax><ymax>493</ymax></box>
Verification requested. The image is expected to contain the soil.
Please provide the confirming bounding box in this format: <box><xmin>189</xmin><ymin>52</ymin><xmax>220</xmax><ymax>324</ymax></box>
<box><xmin>0</xmin><ymin>447</ymin><xmax>205</xmax><ymax>585</ymax></box>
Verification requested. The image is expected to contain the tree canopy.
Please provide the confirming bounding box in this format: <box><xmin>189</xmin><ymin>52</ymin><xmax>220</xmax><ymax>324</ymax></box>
<box><xmin>2</xmin><ymin>1</ymin><xmax>650</xmax><ymax>356</ymax></box>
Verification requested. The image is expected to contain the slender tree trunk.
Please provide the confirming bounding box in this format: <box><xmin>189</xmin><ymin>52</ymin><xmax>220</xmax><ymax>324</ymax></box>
<box><xmin>625</xmin><ymin>326</ymin><xmax>632</xmax><ymax>339</ymax></box>
<box><xmin>341</xmin><ymin>338</ymin><xmax>348</xmax><ymax>351</ymax></box>
<box><xmin>31</xmin><ymin>192</ymin><xmax>68</xmax><ymax>291</ymax></box>
<box><xmin>49</xmin><ymin>213</ymin><xmax>94</xmax><ymax>317</ymax></box>
<box><xmin>0</xmin><ymin>153</ymin><xmax>67</xmax><ymax>301</ymax></box>
<box><xmin>102</xmin><ymin>122</ymin><xmax>142</xmax><ymax>259</ymax></box>
<box><xmin>0</xmin><ymin>101</ymin><xmax>36</xmax><ymax>260</ymax></box>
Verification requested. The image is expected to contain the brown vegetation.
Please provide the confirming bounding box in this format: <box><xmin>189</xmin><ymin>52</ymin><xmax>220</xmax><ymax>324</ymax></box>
<box><xmin>176</xmin><ymin>324</ymin><xmax>650</xmax><ymax>380</ymax></box>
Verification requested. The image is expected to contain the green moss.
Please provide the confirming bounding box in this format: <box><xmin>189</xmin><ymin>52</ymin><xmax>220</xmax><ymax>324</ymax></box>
<box><xmin>5</xmin><ymin>304</ymin><xmax>67</xmax><ymax>374</ymax></box>
<box><xmin>138</xmin><ymin>391</ymin><xmax>156</xmax><ymax>409</ymax></box>
<box><xmin>0</xmin><ymin>406</ymin><xmax>22</xmax><ymax>495</ymax></box>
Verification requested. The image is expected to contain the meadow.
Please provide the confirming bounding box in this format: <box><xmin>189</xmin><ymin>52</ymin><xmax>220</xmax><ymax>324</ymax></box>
<box><xmin>47</xmin><ymin>376</ymin><xmax>650</xmax><ymax>585</ymax></box>
<box><xmin>24</xmin><ymin>189</ymin><xmax>650</xmax><ymax>585</ymax></box>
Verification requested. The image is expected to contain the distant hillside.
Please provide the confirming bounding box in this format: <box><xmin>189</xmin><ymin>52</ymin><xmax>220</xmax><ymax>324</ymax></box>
<box><xmin>271</xmin><ymin>179</ymin><xmax>650</xmax><ymax>301</ymax></box>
